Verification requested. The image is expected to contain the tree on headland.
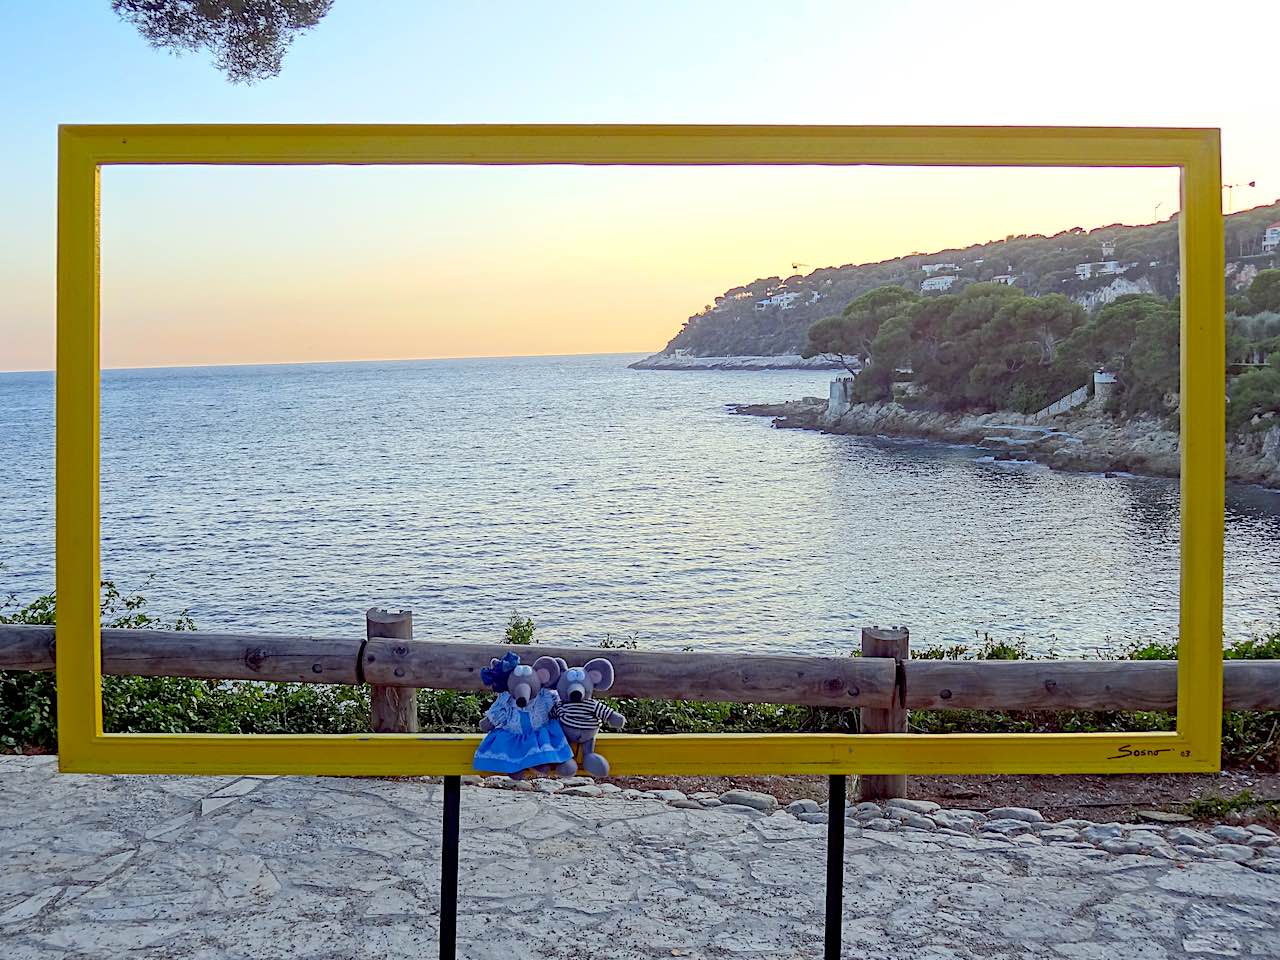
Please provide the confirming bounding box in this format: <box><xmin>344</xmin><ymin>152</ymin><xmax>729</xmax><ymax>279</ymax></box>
<box><xmin>901</xmin><ymin>294</ymin><xmax>957</xmax><ymax>379</ymax></box>
<box><xmin>903</xmin><ymin>284</ymin><xmax>1039</xmax><ymax>410</ymax></box>
<box><xmin>1229</xmin><ymin>361</ymin><xmax>1280</xmax><ymax>431</ymax></box>
<box><xmin>991</xmin><ymin>294</ymin><xmax>1083</xmax><ymax>366</ymax></box>
<box><xmin>967</xmin><ymin>296</ymin><xmax>1082</xmax><ymax>408</ymax></box>
<box><xmin>1055</xmin><ymin>295</ymin><xmax>1180</xmax><ymax>414</ymax></box>
<box><xmin>1058</xmin><ymin>295</ymin><xmax>1160</xmax><ymax>370</ymax></box>
<box><xmin>111</xmin><ymin>0</ymin><xmax>333</xmax><ymax>83</ymax></box>
<box><xmin>802</xmin><ymin>285</ymin><xmax>919</xmax><ymax>374</ymax></box>
<box><xmin>806</xmin><ymin>282</ymin><xmax>1093</xmax><ymax>413</ymax></box>
<box><xmin>869</xmin><ymin>313</ymin><xmax>913</xmax><ymax>373</ymax></box>
<box><xmin>1124</xmin><ymin>307</ymin><xmax>1180</xmax><ymax>415</ymax></box>
<box><xmin>1249</xmin><ymin>270</ymin><xmax>1280</xmax><ymax>314</ymax></box>
<box><xmin>1229</xmin><ymin>312</ymin><xmax>1280</xmax><ymax>365</ymax></box>
<box><xmin>802</xmin><ymin>315</ymin><xmax>864</xmax><ymax>374</ymax></box>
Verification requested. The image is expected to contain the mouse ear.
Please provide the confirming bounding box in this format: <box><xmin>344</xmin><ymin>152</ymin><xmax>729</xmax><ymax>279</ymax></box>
<box><xmin>583</xmin><ymin>658</ymin><xmax>615</xmax><ymax>691</ymax></box>
<box><xmin>532</xmin><ymin>656</ymin><xmax>561</xmax><ymax>687</ymax></box>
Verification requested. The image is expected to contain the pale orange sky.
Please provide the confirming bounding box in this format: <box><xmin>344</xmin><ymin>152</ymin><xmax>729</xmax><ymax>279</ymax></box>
<box><xmin>96</xmin><ymin>164</ymin><xmax>1186</xmax><ymax>369</ymax></box>
<box><xmin>3</xmin><ymin>1</ymin><xmax>1279</xmax><ymax>371</ymax></box>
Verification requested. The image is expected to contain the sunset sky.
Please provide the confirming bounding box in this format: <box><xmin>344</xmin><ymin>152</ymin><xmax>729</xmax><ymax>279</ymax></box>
<box><xmin>2</xmin><ymin>1</ymin><xmax>1278</xmax><ymax>372</ymax></box>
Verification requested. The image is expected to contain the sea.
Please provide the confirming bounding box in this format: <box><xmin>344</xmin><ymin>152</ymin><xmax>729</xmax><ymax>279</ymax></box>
<box><xmin>2</xmin><ymin>353</ymin><xmax>1279</xmax><ymax>657</ymax></box>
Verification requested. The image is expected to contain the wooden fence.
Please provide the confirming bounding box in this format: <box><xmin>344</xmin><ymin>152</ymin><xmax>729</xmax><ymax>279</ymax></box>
<box><xmin>4</xmin><ymin>615</ymin><xmax>1278</xmax><ymax>799</ymax></box>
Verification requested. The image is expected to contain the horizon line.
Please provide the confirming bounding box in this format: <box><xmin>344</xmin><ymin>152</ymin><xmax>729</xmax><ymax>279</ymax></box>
<box><xmin>0</xmin><ymin>349</ymin><xmax>653</xmax><ymax>377</ymax></box>
<box><xmin>8</xmin><ymin>197</ymin><xmax>1276</xmax><ymax>377</ymax></box>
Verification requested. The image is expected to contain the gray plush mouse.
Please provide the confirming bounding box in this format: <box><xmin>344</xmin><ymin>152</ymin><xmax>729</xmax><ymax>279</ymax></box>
<box><xmin>473</xmin><ymin>653</ymin><xmax>572</xmax><ymax>779</ymax></box>
<box><xmin>550</xmin><ymin>657</ymin><xmax>626</xmax><ymax>777</ymax></box>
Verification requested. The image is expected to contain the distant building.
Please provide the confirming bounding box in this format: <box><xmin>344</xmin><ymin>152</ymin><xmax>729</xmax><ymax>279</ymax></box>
<box><xmin>1263</xmin><ymin>221</ymin><xmax>1280</xmax><ymax>255</ymax></box>
<box><xmin>992</xmin><ymin>274</ymin><xmax>1016</xmax><ymax>285</ymax></box>
<box><xmin>1100</xmin><ymin>238</ymin><xmax>1117</xmax><ymax>257</ymax></box>
<box><xmin>921</xmin><ymin>275</ymin><xmax>957</xmax><ymax>293</ymax></box>
<box><xmin>1074</xmin><ymin>260</ymin><xmax>1124</xmax><ymax>280</ymax></box>
<box><xmin>754</xmin><ymin>291</ymin><xmax>802</xmax><ymax>311</ymax></box>
<box><xmin>828</xmin><ymin>376</ymin><xmax>856</xmax><ymax>418</ymax></box>
<box><xmin>1093</xmin><ymin>369</ymin><xmax>1118</xmax><ymax>407</ymax></box>
<box><xmin>921</xmin><ymin>262</ymin><xmax>959</xmax><ymax>276</ymax></box>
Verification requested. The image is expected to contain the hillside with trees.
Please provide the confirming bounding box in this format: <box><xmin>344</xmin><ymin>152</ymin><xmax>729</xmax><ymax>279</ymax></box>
<box><xmin>655</xmin><ymin>201</ymin><xmax>1280</xmax><ymax>359</ymax></box>
<box><xmin>802</xmin><ymin>270</ymin><xmax>1280</xmax><ymax>433</ymax></box>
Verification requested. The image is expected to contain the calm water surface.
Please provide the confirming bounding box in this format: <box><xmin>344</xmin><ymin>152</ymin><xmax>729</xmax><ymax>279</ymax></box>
<box><xmin>2</xmin><ymin>354</ymin><xmax>1278</xmax><ymax>656</ymax></box>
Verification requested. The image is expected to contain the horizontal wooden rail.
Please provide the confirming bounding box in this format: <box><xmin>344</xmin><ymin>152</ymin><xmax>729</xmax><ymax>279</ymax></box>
<box><xmin>2</xmin><ymin>624</ymin><xmax>1278</xmax><ymax>712</ymax></box>
<box><xmin>0</xmin><ymin>625</ymin><xmax>360</xmax><ymax>686</ymax></box>
<box><xmin>361</xmin><ymin>639</ymin><xmax>895</xmax><ymax>708</ymax></box>
<box><xmin>903</xmin><ymin>659</ymin><xmax>1280</xmax><ymax>711</ymax></box>
<box><xmin>0</xmin><ymin>625</ymin><xmax>895</xmax><ymax>709</ymax></box>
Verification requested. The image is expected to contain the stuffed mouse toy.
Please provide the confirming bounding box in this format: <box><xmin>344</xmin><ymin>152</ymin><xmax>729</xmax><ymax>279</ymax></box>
<box><xmin>473</xmin><ymin>652</ymin><xmax>572</xmax><ymax>779</ymax></box>
<box><xmin>550</xmin><ymin>657</ymin><xmax>626</xmax><ymax>777</ymax></box>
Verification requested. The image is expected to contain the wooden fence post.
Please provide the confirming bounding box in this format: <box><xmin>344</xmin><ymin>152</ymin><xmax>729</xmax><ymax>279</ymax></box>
<box><xmin>858</xmin><ymin>625</ymin><xmax>909</xmax><ymax>801</ymax></box>
<box><xmin>367</xmin><ymin>608</ymin><xmax>418</xmax><ymax>733</ymax></box>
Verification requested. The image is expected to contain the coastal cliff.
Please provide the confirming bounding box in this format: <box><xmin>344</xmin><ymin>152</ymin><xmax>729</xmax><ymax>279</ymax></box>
<box><xmin>732</xmin><ymin>399</ymin><xmax>1280</xmax><ymax>489</ymax></box>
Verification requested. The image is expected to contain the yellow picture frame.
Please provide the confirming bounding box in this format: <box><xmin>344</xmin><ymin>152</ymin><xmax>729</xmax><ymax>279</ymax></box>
<box><xmin>56</xmin><ymin>124</ymin><xmax>1224</xmax><ymax>776</ymax></box>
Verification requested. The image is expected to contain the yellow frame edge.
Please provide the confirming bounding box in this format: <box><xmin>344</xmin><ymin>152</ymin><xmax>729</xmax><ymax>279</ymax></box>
<box><xmin>55</xmin><ymin>124</ymin><xmax>1224</xmax><ymax>776</ymax></box>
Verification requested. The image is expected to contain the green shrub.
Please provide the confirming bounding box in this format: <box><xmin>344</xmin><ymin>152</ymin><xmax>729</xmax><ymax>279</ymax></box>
<box><xmin>907</xmin><ymin>629</ymin><xmax>1280</xmax><ymax>769</ymax></box>
<box><xmin>0</xmin><ymin>583</ymin><xmax>368</xmax><ymax>750</ymax></box>
<box><xmin>1</xmin><ymin>581</ymin><xmax>195</xmax><ymax>751</ymax></box>
<box><xmin>502</xmin><ymin>613</ymin><xmax>536</xmax><ymax>646</ymax></box>
<box><xmin>1183</xmin><ymin>788</ymin><xmax>1279</xmax><ymax>820</ymax></box>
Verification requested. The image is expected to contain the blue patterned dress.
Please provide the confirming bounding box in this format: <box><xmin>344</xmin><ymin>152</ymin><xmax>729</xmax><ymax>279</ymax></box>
<box><xmin>473</xmin><ymin>689</ymin><xmax>572</xmax><ymax>774</ymax></box>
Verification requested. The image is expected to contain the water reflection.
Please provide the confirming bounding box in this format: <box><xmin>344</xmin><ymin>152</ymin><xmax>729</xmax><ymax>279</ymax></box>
<box><xmin>0</xmin><ymin>356</ymin><xmax>1278</xmax><ymax>656</ymax></box>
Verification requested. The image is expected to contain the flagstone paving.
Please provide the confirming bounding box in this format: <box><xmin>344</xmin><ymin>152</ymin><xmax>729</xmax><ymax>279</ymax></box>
<box><xmin>1</xmin><ymin>755</ymin><xmax>1277</xmax><ymax>959</ymax></box>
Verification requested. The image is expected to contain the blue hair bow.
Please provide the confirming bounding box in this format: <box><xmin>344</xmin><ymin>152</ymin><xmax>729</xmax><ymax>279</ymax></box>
<box><xmin>480</xmin><ymin>651</ymin><xmax>522</xmax><ymax>693</ymax></box>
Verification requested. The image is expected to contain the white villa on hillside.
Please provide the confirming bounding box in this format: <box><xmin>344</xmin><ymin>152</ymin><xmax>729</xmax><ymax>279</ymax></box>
<box><xmin>1074</xmin><ymin>260</ymin><xmax>1124</xmax><ymax>280</ymax></box>
<box><xmin>921</xmin><ymin>262</ymin><xmax>959</xmax><ymax>276</ymax></box>
<box><xmin>1263</xmin><ymin>221</ymin><xmax>1280</xmax><ymax>255</ymax></box>
<box><xmin>754</xmin><ymin>291</ymin><xmax>802</xmax><ymax>311</ymax></box>
<box><xmin>992</xmin><ymin>274</ymin><xmax>1016</xmax><ymax>285</ymax></box>
<box><xmin>921</xmin><ymin>275</ymin><xmax>957</xmax><ymax>292</ymax></box>
<box><xmin>753</xmin><ymin>288</ymin><xmax>822</xmax><ymax>311</ymax></box>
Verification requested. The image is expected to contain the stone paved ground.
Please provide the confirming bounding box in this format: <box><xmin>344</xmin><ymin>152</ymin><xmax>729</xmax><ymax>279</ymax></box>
<box><xmin>2</xmin><ymin>756</ymin><xmax>1278</xmax><ymax>959</ymax></box>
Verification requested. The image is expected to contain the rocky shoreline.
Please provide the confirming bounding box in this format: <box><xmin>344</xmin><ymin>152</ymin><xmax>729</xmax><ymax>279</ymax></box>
<box><xmin>731</xmin><ymin>398</ymin><xmax>1280</xmax><ymax>490</ymax></box>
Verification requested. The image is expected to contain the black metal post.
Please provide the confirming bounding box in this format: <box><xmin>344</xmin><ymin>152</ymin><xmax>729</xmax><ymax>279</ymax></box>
<box><xmin>440</xmin><ymin>775</ymin><xmax>460</xmax><ymax>960</ymax></box>
<box><xmin>824</xmin><ymin>774</ymin><xmax>846</xmax><ymax>960</ymax></box>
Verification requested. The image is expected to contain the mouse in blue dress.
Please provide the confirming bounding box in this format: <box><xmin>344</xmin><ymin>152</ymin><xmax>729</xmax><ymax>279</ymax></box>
<box><xmin>473</xmin><ymin>652</ymin><xmax>572</xmax><ymax>779</ymax></box>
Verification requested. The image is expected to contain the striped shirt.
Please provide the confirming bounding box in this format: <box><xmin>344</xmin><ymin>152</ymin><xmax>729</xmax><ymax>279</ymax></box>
<box><xmin>553</xmin><ymin>699</ymin><xmax>613</xmax><ymax>733</ymax></box>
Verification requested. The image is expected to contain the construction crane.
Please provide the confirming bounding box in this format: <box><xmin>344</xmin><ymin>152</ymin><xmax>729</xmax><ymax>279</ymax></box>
<box><xmin>1223</xmin><ymin>180</ymin><xmax>1256</xmax><ymax>214</ymax></box>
